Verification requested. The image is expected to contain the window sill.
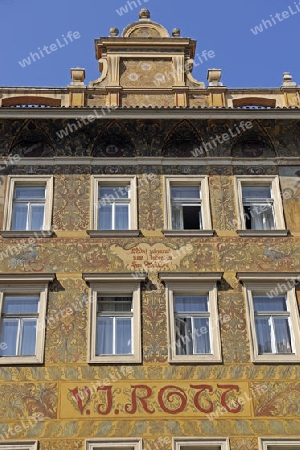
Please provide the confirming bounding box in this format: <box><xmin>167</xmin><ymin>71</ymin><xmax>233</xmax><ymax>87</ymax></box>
<box><xmin>169</xmin><ymin>355</ymin><xmax>222</xmax><ymax>363</ymax></box>
<box><xmin>162</xmin><ymin>230</ymin><xmax>215</xmax><ymax>237</ymax></box>
<box><xmin>252</xmin><ymin>354</ymin><xmax>300</xmax><ymax>363</ymax></box>
<box><xmin>89</xmin><ymin>355</ymin><xmax>141</xmax><ymax>364</ymax></box>
<box><xmin>0</xmin><ymin>230</ymin><xmax>54</xmax><ymax>238</ymax></box>
<box><xmin>237</xmin><ymin>229</ymin><xmax>289</xmax><ymax>237</ymax></box>
<box><xmin>0</xmin><ymin>356</ymin><xmax>43</xmax><ymax>364</ymax></box>
<box><xmin>87</xmin><ymin>230</ymin><xmax>140</xmax><ymax>238</ymax></box>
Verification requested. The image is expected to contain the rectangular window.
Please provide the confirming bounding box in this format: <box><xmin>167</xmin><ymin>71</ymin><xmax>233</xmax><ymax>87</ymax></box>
<box><xmin>98</xmin><ymin>185</ymin><xmax>130</xmax><ymax>230</ymax></box>
<box><xmin>259</xmin><ymin>438</ymin><xmax>300</xmax><ymax>450</ymax></box>
<box><xmin>164</xmin><ymin>176</ymin><xmax>213</xmax><ymax>236</ymax></box>
<box><xmin>86</xmin><ymin>439</ymin><xmax>142</xmax><ymax>450</ymax></box>
<box><xmin>235</xmin><ymin>176</ymin><xmax>286</xmax><ymax>236</ymax></box>
<box><xmin>89</xmin><ymin>176</ymin><xmax>138</xmax><ymax>237</ymax></box>
<box><xmin>160</xmin><ymin>273</ymin><xmax>222</xmax><ymax>363</ymax></box>
<box><xmin>253</xmin><ymin>294</ymin><xmax>292</xmax><ymax>355</ymax></box>
<box><xmin>0</xmin><ymin>295</ymin><xmax>40</xmax><ymax>357</ymax></box>
<box><xmin>173</xmin><ymin>438</ymin><xmax>230</xmax><ymax>450</ymax></box>
<box><xmin>83</xmin><ymin>273</ymin><xmax>145</xmax><ymax>363</ymax></box>
<box><xmin>2</xmin><ymin>176</ymin><xmax>53</xmax><ymax>237</ymax></box>
<box><xmin>174</xmin><ymin>295</ymin><xmax>210</xmax><ymax>355</ymax></box>
<box><xmin>11</xmin><ymin>185</ymin><xmax>46</xmax><ymax>231</ymax></box>
<box><xmin>171</xmin><ymin>186</ymin><xmax>202</xmax><ymax>230</ymax></box>
<box><xmin>0</xmin><ymin>442</ymin><xmax>38</xmax><ymax>450</ymax></box>
<box><xmin>237</xmin><ymin>273</ymin><xmax>300</xmax><ymax>363</ymax></box>
<box><xmin>96</xmin><ymin>296</ymin><xmax>133</xmax><ymax>356</ymax></box>
<box><xmin>242</xmin><ymin>185</ymin><xmax>274</xmax><ymax>230</ymax></box>
<box><xmin>0</xmin><ymin>274</ymin><xmax>54</xmax><ymax>364</ymax></box>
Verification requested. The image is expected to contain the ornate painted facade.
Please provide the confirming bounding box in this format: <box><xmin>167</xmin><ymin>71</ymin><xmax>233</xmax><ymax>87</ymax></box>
<box><xmin>0</xmin><ymin>8</ymin><xmax>300</xmax><ymax>450</ymax></box>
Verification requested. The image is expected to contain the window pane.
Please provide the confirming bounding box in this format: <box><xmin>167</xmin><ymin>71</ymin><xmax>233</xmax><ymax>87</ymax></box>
<box><xmin>14</xmin><ymin>186</ymin><xmax>45</xmax><ymax>199</ymax></box>
<box><xmin>274</xmin><ymin>318</ymin><xmax>292</xmax><ymax>353</ymax></box>
<box><xmin>0</xmin><ymin>319</ymin><xmax>18</xmax><ymax>356</ymax></box>
<box><xmin>98</xmin><ymin>204</ymin><xmax>112</xmax><ymax>230</ymax></box>
<box><xmin>244</xmin><ymin>204</ymin><xmax>275</xmax><ymax>230</ymax></box>
<box><xmin>98</xmin><ymin>297</ymin><xmax>132</xmax><ymax>312</ymax></box>
<box><xmin>182</xmin><ymin>205</ymin><xmax>201</xmax><ymax>229</ymax></box>
<box><xmin>20</xmin><ymin>319</ymin><xmax>37</xmax><ymax>355</ymax></box>
<box><xmin>174</xmin><ymin>296</ymin><xmax>208</xmax><ymax>312</ymax></box>
<box><xmin>242</xmin><ymin>186</ymin><xmax>271</xmax><ymax>199</ymax></box>
<box><xmin>116</xmin><ymin>318</ymin><xmax>132</xmax><ymax>354</ymax></box>
<box><xmin>255</xmin><ymin>317</ymin><xmax>272</xmax><ymax>354</ymax></box>
<box><xmin>99</xmin><ymin>186</ymin><xmax>129</xmax><ymax>199</ymax></box>
<box><xmin>253</xmin><ymin>295</ymin><xmax>287</xmax><ymax>312</ymax></box>
<box><xmin>30</xmin><ymin>204</ymin><xmax>45</xmax><ymax>230</ymax></box>
<box><xmin>11</xmin><ymin>203</ymin><xmax>28</xmax><ymax>230</ymax></box>
<box><xmin>96</xmin><ymin>317</ymin><xmax>113</xmax><ymax>354</ymax></box>
<box><xmin>115</xmin><ymin>205</ymin><xmax>129</xmax><ymax>230</ymax></box>
<box><xmin>193</xmin><ymin>317</ymin><xmax>211</xmax><ymax>353</ymax></box>
<box><xmin>3</xmin><ymin>296</ymin><xmax>39</xmax><ymax>314</ymax></box>
<box><xmin>175</xmin><ymin>317</ymin><xmax>193</xmax><ymax>355</ymax></box>
<box><xmin>171</xmin><ymin>186</ymin><xmax>200</xmax><ymax>199</ymax></box>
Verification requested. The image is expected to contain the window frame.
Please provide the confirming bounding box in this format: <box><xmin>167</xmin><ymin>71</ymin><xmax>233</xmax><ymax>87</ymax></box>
<box><xmin>173</xmin><ymin>437</ymin><xmax>230</xmax><ymax>450</ymax></box>
<box><xmin>83</xmin><ymin>273</ymin><xmax>146</xmax><ymax>364</ymax></box>
<box><xmin>259</xmin><ymin>438</ymin><xmax>300</xmax><ymax>450</ymax></box>
<box><xmin>163</xmin><ymin>176</ymin><xmax>213</xmax><ymax>236</ymax></box>
<box><xmin>160</xmin><ymin>272</ymin><xmax>223</xmax><ymax>363</ymax></box>
<box><xmin>86</xmin><ymin>438</ymin><xmax>142</xmax><ymax>450</ymax></box>
<box><xmin>0</xmin><ymin>274</ymin><xmax>54</xmax><ymax>365</ymax></box>
<box><xmin>2</xmin><ymin>175</ymin><xmax>54</xmax><ymax>238</ymax></box>
<box><xmin>88</xmin><ymin>175</ymin><xmax>139</xmax><ymax>237</ymax></box>
<box><xmin>234</xmin><ymin>175</ymin><xmax>287</xmax><ymax>236</ymax></box>
<box><xmin>0</xmin><ymin>442</ymin><xmax>38</xmax><ymax>450</ymax></box>
<box><xmin>237</xmin><ymin>272</ymin><xmax>300</xmax><ymax>363</ymax></box>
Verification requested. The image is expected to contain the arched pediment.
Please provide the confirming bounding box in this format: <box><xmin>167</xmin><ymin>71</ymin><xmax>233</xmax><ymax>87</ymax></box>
<box><xmin>163</xmin><ymin>121</ymin><xmax>204</xmax><ymax>157</ymax></box>
<box><xmin>92</xmin><ymin>122</ymin><xmax>135</xmax><ymax>157</ymax></box>
<box><xmin>231</xmin><ymin>121</ymin><xmax>275</xmax><ymax>158</ymax></box>
<box><xmin>10</xmin><ymin>121</ymin><xmax>54</xmax><ymax>157</ymax></box>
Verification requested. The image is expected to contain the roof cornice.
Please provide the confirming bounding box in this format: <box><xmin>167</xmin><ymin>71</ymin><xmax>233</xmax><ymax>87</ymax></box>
<box><xmin>0</xmin><ymin>107</ymin><xmax>299</xmax><ymax>120</ymax></box>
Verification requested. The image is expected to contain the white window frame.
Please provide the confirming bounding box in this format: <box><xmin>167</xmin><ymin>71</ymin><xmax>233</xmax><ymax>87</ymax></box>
<box><xmin>88</xmin><ymin>175</ymin><xmax>138</xmax><ymax>237</ymax></box>
<box><xmin>160</xmin><ymin>273</ymin><xmax>223</xmax><ymax>363</ymax></box>
<box><xmin>237</xmin><ymin>272</ymin><xmax>300</xmax><ymax>363</ymax></box>
<box><xmin>0</xmin><ymin>274</ymin><xmax>54</xmax><ymax>365</ymax></box>
<box><xmin>0</xmin><ymin>442</ymin><xmax>38</xmax><ymax>450</ymax></box>
<box><xmin>173</xmin><ymin>437</ymin><xmax>230</xmax><ymax>450</ymax></box>
<box><xmin>86</xmin><ymin>439</ymin><xmax>142</xmax><ymax>450</ymax></box>
<box><xmin>259</xmin><ymin>438</ymin><xmax>300</xmax><ymax>450</ymax></box>
<box><xmin>163</xmin><ymin>176</ymin><xmax>213</xmax><ymax>236</ymax></box>
<box><xmin>234</xmin><ymin>175</ymin><xmax>287</xmax><ymax>236</ymax></box>
<box><xmin>2</xmin><ymin>176</ymin><xmax>54</xmax><ymax>238</ymax></box>
<box><xmin>83</xmin><ymin>273</ymin><xmax>146</xmax><ymax>364</ymax></box>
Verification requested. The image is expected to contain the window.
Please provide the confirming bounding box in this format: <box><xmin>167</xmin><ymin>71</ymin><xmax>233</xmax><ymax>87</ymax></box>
<box><xmin>173</xmin><ymin>437</ymin><xmax>230</xmax><ymax>450</ymax></box>
<box><xmin>86</xmin><ymin>439</ymin><xmax>142</xmax><ymax>450</ymax></box>
<box><xmin>0</xmin><ymin>274</ymin><xmax>54</xmax><ymax>364</ymax></box>
<box><xmin>2</xmin><ymin>176</ymin><xmax>53</xmax><ymax>238</ymax></box>
<box><xmin>83</xmin><ymin>273</ymin><xmax>145</xmax><ymax>363</ymax></box>
<box><xmin>88</xmin><ymin>176</ymin><xmax>138</xmax><ymax>237</ymax></box>
<box><xmin>96</xmin><ymin>296</ymin><xmax>133</xmax><ymax>356</ymax></box>
<box><xmin>160</xmin><ymin>272</ymin><xmax>223</xmax><ymax>363</ymax></box>
<box><xmin>235</xmin><ymin>176</ymin><xmax>287</xmax><ymax>236</ymax></box>
<box><xmin>0</xmin><ymin>442</ymin><xmax>38</xmax><ymax>450</ymax></box>
<box><xmin>259</xmin><ymin>438</ymin><xmax>300</xmax><ymax>450</ymax></box>
<box><xmin>163</xmin><ymin>176</ymin><xmax>213</xmax><ymax>236</ymax></box>
<box><xmin>237</xmin><ymin>273</ymin><xmax>300</xmax><ymax>363</ymax></box>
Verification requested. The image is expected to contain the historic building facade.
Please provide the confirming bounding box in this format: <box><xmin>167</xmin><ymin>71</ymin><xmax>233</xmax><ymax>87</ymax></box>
<box><xmin>0</xmin><ymin>8</ymin><xmax>300</xmax><ymax>450</ymax></box>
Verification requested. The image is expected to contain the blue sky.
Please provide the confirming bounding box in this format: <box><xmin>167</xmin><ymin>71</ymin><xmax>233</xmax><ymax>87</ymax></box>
<box><xmin>0</xmin><ymin>0</ymin><xmax>299</xmax><ymax>88</ymax></box>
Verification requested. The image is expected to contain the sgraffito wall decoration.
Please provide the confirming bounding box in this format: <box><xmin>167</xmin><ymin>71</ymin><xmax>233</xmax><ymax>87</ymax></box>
<box><xmin>0</xmin><ymin>119</ymin><xmax>300</xmax><ymax>448</ymax></box>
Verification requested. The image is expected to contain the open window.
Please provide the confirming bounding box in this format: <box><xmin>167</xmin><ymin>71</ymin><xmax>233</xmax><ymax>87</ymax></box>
<box><xmin>163</xmin><ymin>176</ymin><xmax>213</xmax><ymax>236</ymax></box>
